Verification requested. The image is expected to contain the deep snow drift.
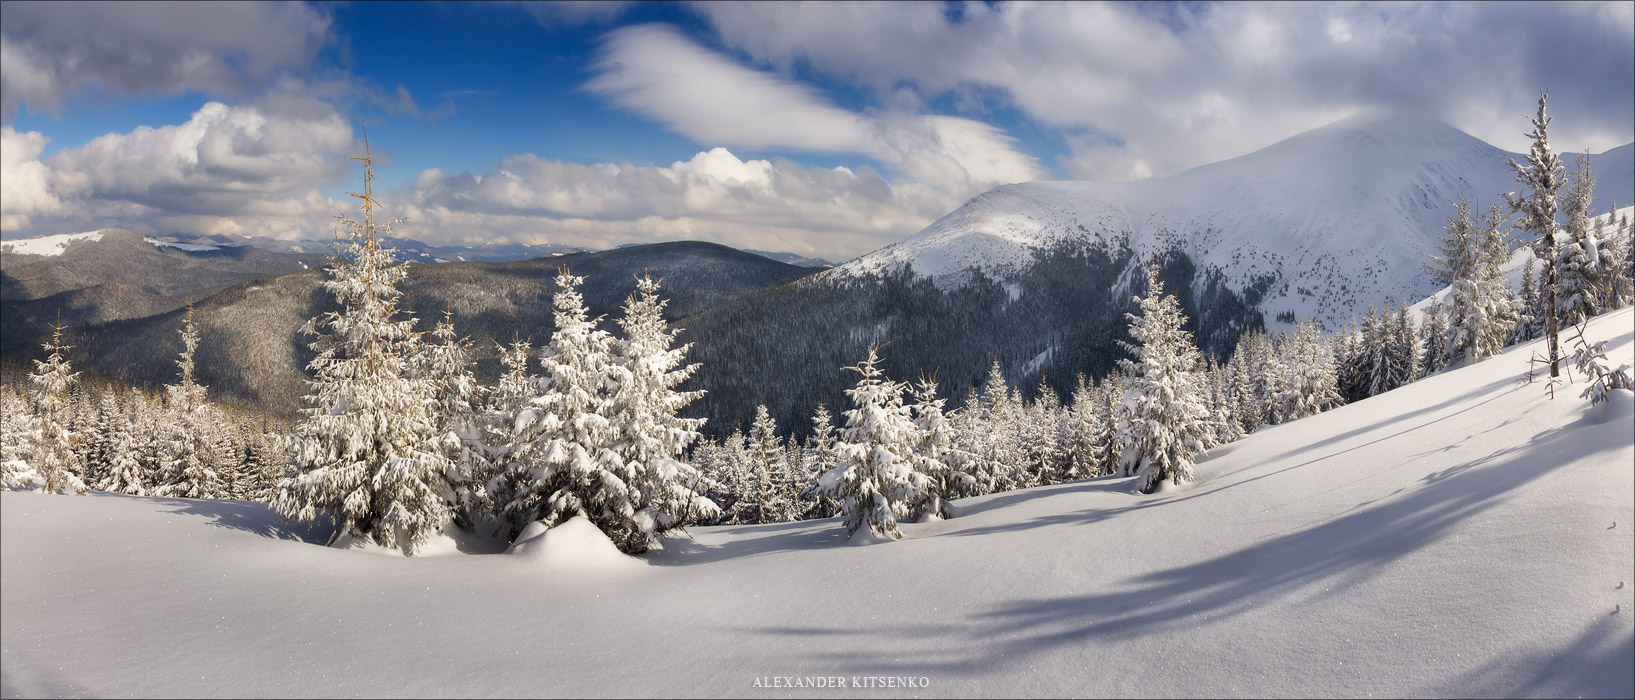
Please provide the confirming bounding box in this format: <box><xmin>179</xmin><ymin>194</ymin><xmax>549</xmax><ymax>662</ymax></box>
<box><xmin>3</xmin><ymin>310</ymin><xmax>1632</xmax><ymax>698</ymax></box>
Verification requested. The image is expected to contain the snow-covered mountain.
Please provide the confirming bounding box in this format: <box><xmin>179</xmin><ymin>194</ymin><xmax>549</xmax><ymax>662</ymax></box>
<box><xmin>836</xmin><ymin>112</ymin><xmax>1634</xmax><ymax>330</ymax></box>
<box><xmin>4</xmin><ymin>308</ymin><xmax>1629</xmax><ymax>698</ymax></box>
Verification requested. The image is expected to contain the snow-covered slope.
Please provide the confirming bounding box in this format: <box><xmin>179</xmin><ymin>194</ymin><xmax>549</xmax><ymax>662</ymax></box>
<box><xmin>4</xmin><ymin>310</ymin><xmax>1631</xmax><ymax>697</ymax></box>
<box><xmin>1411</xmin><ymin>205</ymin><xmax>1635</xmax><ymax>318</ymax></box>
<box><xmin>0</xmin><ymin>229</ymin><xmax>106</xmax><ymax>256</ymax></box>
<box><xmin>838</xmin><ymin>113</ymin><xmax>1635</xmax><ymax>330</ymax></box>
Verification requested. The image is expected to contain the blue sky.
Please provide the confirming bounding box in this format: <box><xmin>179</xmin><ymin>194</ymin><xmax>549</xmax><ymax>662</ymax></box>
<box><xmin>3</xmin><ymin>1</ymin><xmax>1631</xmax><ymax>259</ymax></box>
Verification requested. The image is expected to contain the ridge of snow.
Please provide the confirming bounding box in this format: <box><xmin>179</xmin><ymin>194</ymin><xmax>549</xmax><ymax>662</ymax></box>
<box><xmin>0</xmin><ymin>230</ymin><xmax>107</xmax><ymax>257</ymax></box>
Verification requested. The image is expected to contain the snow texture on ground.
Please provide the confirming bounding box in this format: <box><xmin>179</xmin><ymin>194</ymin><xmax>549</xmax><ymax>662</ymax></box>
<box><xmin>2</xmin><ymin>309</ymin><xmax>1632</xmax><ymax>698</ymax></box>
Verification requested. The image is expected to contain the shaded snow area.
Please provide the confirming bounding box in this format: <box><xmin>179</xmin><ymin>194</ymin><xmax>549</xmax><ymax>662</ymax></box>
<box><xmin>4</xmin><ymin>311</ymin><xmax>1632</xmax><ymax>698</ymax></box>
<box><xmin>0</xmin><ymin>230</ymin><xmax>105</xmax><ymax>256</ymax></box>
<box><xmin>144</xmin><ymin>238</ymin><xmax>221</xmax><ymax>252</ymax></box>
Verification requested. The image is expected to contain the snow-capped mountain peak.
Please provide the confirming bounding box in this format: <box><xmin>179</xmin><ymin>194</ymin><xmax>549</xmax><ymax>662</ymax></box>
<box><xmin>834</xmin><ymin>112</ymin><xmax>1633</xmax><ymax>331</ymax></box>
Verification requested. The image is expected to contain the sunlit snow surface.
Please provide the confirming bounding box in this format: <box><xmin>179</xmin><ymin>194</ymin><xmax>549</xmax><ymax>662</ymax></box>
<box><xmin>3</xmin><ymin>309</ymin><xmax>1632</xmax><ymax>698</ymax></box>
<box><xmin>0</xmin><ymin>230</ymin><xmax>105</xmax><ymax>256</ymax></box>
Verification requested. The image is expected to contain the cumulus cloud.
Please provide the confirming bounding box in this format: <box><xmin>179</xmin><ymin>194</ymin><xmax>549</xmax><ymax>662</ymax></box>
<box><xmin>0</xmin><ymin>1</ymin><xmax>332</xmax><ymax>119</ymax></box>
<box><xmin>1</xmin><ymin>101</ymin><xmax>352</xmax><ymax>238</ymax></box>
<box><xmin>585</xmin><ymin>23</ymin><xmax>1042</xmax><ymax>199</ymax></box>
<box><xmin>397</xmin><ymin>147</ymin><xmax>953</xmax><ymax>258</ymax></box>
<box><xmin>0</xmin><ymin>126</ymin><xmax>62</xmax><ymax>230</ymax></box>
<box><xmin>696</xmin><ymin>1</ymin><xmax>1635</xmax><ymax>179</ymax></box>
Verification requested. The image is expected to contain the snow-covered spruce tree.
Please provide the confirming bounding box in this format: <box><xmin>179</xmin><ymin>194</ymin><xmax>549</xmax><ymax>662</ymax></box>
<box><xmin>412</xmin><ymin>311</ymin><xmax>484</xmax><ymax>529</ymax></box>
<box><xmin>1089</xmin><ymin>375</ymin><xmax>1124</xmax><ymax>477</ymax></box>
<box><xmin>1020</xmin><ymin>377</ymin><xmax>1063</xmax><ymax>487</ymax></box>
<box><xmin>1436</xmin><ymin>198</ymin><xmax>1521</xmax><ymax>365</ymax></box>
<box><xmin>1229</xmin><ymin>332</ymin><xmax>1268</xmax><ymax>431</ymax></box>
<box><xmin>495</xmin><ymin>268</ymin><xmax>640</xmax><ymax>549</ymax></box>
<box><xmin>1555</xmin><ymin>155</ymin><xmax>1610</xmax><ymax>326</ymax></box>
<box><xmin>1602</xmin><ymin>206</ymin><xmax>1632</xmax><ymax>310</ymax></box>
<box><xmin>1116</xmin><ymin>265</ymin><xmax>1213</xmax><ymax>494</ymax></box>
<box><xmin>1504</xmin><ymin>91</ymin><xmax>1568</xmax><ymax>379</ymax></box>
<box><xmin>1508</xmin><ymin>257</ymin><xmax>1544</xmax><ymax>346</ymax></box>
<box><xmin>1280</xmin><ymin>321</ymin><xmax>1344</xmax><ymax>421</ymax></box>
<box><xmin>1</xmin><ymin>385</ymin><xmax>42</xmax><ymax>490</ymax></box>
<box><xmin>26</xmin><ymin>324</ymin><xmax>88</xmax><ymax>495</ymax></box>
<box><xmin>909</xmin><ymin>377</ymin><xmax>975</xmax><ymax>520</ymax></box>
<box><xmin>796</xmin><ymin>403</ymin><xmax>841</xmax><ymax>520</ymax></box>
<box><xmin>1394</xmin><ymin>303</ymin><xmax>1422</xmax><ymax>385</ymax></box>
<box><xmin>1420</xmin><ymin>305</ymin><xmax>1450</xmax><ymax>375</ymax></box>
<box><xmin>607</xmin><ymin>274</ymin><xmax>718</xmax><ymax>546</ymax></box>
<box><xmin>745</xmin><ymin>404</ymin><xmax>791</xmax><ymax>524</ymax></box>
<box><xmin>973</xmin><ymin>359</ymin><xmax>1023</xmax><ymax>493</ymax></box>
<box><xmin>469</xmin><ymin>337</ymin><xmax>534</xmax><ymax>527</ymax></box>
<box><xmin>274</xmin><ymin>137</ymin><xmax>455</xmax><ymax>556</ymax></box>
<box><xmin>1062</xmin><ymin>374</ymin><xmax>1098</xmax><ymax>480</ymax></box>
<box><xmin>156</xmin><ymin>306</ymin><xmax>229</xmax><ymax>499</ymax></box>
<box><xmin>1252</xmin><ymin>330</ymin><xmax>1292</xmax><ymax>425</ymax></box>
<box><xmin>820</xmin><ymin>346</ymin><xmax>928</xmax><ymax>540</ymax></box>
<box><xmin>81</xmin><ymin>393</ymin><xmax>119</xmax><ymax>488</ymax></box>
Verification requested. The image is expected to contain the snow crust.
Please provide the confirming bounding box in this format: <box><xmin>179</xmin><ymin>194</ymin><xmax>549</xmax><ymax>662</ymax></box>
<box><xmin>2</xmin><ymin>309</ymin><xmax>1631</xmax><ymax>697</ymax></box>
<box><xmin>0</xmin><ymin>230</ymin><xmax>105</xmax><ymax>256</ymax></box>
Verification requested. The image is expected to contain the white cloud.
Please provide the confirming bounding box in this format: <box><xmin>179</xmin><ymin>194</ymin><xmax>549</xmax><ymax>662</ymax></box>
<box><xmin>1</xmin><ymin>101</ymin><xmax>353</xmax><ymax>239</ymax></box>
<box><xmin>397</xmin><ymin>147</ymin><xmax>953</xmax><ymax>258</ymax></box>
<box><xmin>0</xmin><ymin>1</ymin><xmax>332</xmax><ymax>119</ymax></box>
<box><xmin>695</xmin><ymin>1</ymin><xmax>1634</xmax><ymax>179</ymax></box>
<box><xmin>0</xmin><ymin>126</ymin><xmax>62</xmax><ymax>230</ymax></box>
<box><xmin>585</xmin><ymin>23</ymin><xmax>1042</xmax><ymax>199</ymax></box>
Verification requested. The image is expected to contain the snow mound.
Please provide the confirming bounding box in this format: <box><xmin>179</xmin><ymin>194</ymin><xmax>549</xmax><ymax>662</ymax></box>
<box><xmin>0</xmin><ymin>230</ymin><xmax>105</xmax><ymax>256</ymax></box>
<box><xmin>509</xmin><ymin>516</ymin><xmax>644</xmax><ymax>572</ymax></box>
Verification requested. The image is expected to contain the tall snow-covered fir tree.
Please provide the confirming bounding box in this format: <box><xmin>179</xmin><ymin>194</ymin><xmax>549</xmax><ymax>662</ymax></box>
<box><xmin>909</xmin><ymin>377</ymin><xmax>974</xmax><ymax>520</ymax></box>
<box><xmin>274</xmin><ymin>134</ymin><xmax>456</xmax><ymax>556</ymax></box>
<box><xmin>820</xmin><ymin>346</ymin><xmax>928</xmax><ymax>540</ymax></box>
<box><xmin>1439</xmin><ymin>201</ymin><xmax>1522</xmax><ymax>365</ymax></box>
<box><xmin>155</xmin><ymin>306</ymin><xmax>230</xmax><ymax>499</ymax></box>
<box><xmin>1555</xmin><ymin>155</ymin><xmax>1611</xmax><ymax>326</ymax></box>
<box><xmin>412</xmin><ymin>311</ymin><xmax>483</xmax><ymax>529</ymax></box>
<box><xmin>1115</xmin><ymin>265</ymin><xmax>1213</xmax><ymax>494</ymax></box>
<box><xmin>743</xmin><ymin>404</ymin><xmax>792</xmax><ymax>524</ymax></box>
<box><xmin>798</xmin><ymin>403</ymin><xmax>841</xmax><ymax>520</ymax></box>
<box><xmin>1420</xmin><ymin>304</ymin><xmax>1450</xmax><ymax>375</ymax></box>
<box><xmin>25</xmin><ymin>324</ymin><xmax>88</xmax><ymax>495</ymax></box>
<box><xmin>1504</xmin><ymin>92</ymin><xmax>1568</xmax><ymax>378</ymax></box>
<box><xmin>607</xmin><ymin>274</ymin><xmax>718</xmax><ymax>547</ymax></box>
<box><xmin>972</xmin><ymin>359</ymin><xmax>1023</xmax><ymax>494</ymax></box>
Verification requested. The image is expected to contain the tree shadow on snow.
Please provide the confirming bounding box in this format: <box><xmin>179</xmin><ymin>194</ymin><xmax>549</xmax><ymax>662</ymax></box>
<box><xmin>144</xmin><ymin>495</ymin><xmax>336</xmax><ymax>544</ymax></box>
<box><xmin>646</xmin><ymin>518</ymin><xmax>852</xmax><ymax>566</ymax></box>
<box><xmin>743</xmin><ymin>417</ymin><xmax>1624</xmax><ymax>691</ymax></box>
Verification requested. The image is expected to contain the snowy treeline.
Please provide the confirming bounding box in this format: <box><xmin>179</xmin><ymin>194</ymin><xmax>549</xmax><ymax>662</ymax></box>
<box><xmin>1</xmin><ymin>317</ymin><xmax>284</xmax><ymax>497</ymax></box>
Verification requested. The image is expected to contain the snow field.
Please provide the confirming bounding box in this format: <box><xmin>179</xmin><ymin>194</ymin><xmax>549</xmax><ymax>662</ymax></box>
<box><xmin>2</xmin><ymin>309</ymin><xmax>1631</xmax><ymax>698</ymax></box>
